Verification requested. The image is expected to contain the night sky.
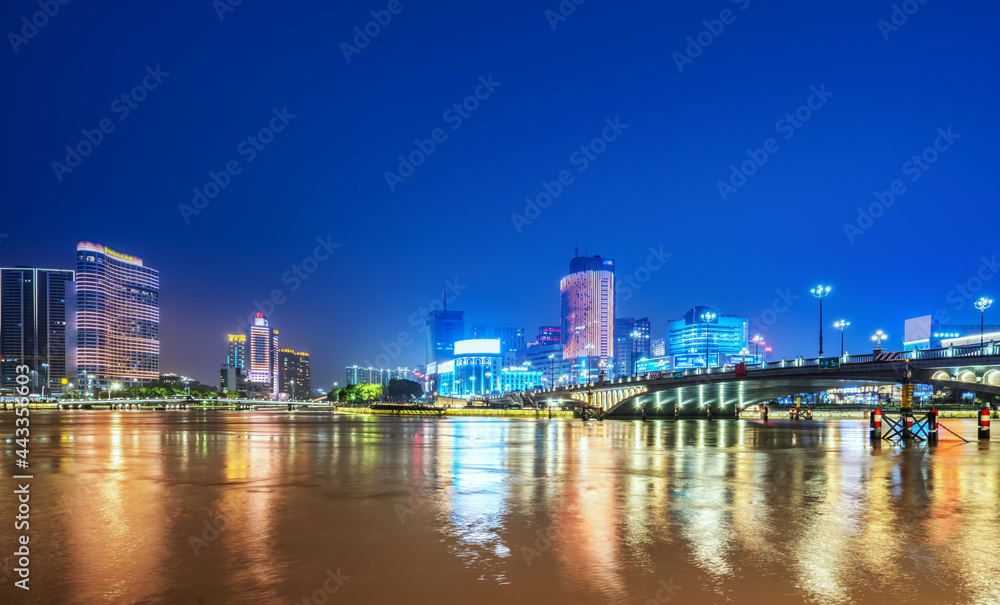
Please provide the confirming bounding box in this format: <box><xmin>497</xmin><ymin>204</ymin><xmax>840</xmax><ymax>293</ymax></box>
<box><xmin>2</xmin><ymin>0</ymin><xmax>997</xmax><ymax>389</ymax></box>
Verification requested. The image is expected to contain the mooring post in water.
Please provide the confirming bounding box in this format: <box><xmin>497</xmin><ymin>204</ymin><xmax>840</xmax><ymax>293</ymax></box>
<box><xmin>762</xmin><ymin>406</ymin><xmax>768</xmax><ymax>422</ymax></box>
<box><xmin>980</xmin><ymin>407</ymin><xmax>991</xmax><ymax>440</ymax></box>
<box><xmin>928</xmin><ymin>409</ymin><xmax>939</xmax><ymax>444</ymax></box>
<box><xmin>871</xmin><ymin>408</ymin><xmax>882</xmax><ymax>441</ymax></box>
<box><xmin>706</xmin><ymin>403</ymin><xmax>711</xmax><ymax>420</ymax></box>
<box><xmin>674</xmin><ymin>404</ymin><xmax>679</xmax><ymax>420</ymax></box>
<box><xmin>901</xmin><ymin>383</ymin><xmax>914</xmax><ymax>440</ymax></box>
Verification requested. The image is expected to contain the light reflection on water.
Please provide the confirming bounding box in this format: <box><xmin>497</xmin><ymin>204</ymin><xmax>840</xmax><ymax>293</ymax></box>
<box><xmin>1</xmin><ymin>413</ymin><xmax>999</xmax><ymax>604</ymax></box>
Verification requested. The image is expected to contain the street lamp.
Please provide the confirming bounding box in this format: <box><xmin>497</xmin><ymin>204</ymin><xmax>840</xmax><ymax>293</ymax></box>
<box><xmin>810</xmin><ymin>285</ymin><xmax>831</xmax><ymax>357</ymax></box>
<box><xmin>631</xmin><ymin>330</ymin><xmax>643</xmax><ymax>377</ymax></box>
<box><xmin>834</xmin><ymin>320</ymin><xmax>850</xmax><ymax>357</ymax></box>
<box><xmin>700</xmin><ymin>311</ymin><xmax>716</xmax><ymax>368</ymax></box>
<box><xmin>584</xmin><ymin>343</ymin><xmax>594</xmax><ymax>383</ymax></box>
<box><xmin>872</xmin><ymin>330</ymin><xmax>888</xmax><ymax>351</ymax></box>
<box><xmin>752</xmin><ymin>335</ymin><xmax>764</xmax><ymax>365</ymax></box>
<box><xmin>974</xmin><ymin>297</ymin><xmax>993</xmax><ymax>346</ymax></box>
<box><xmin>548</xmin><ymin>353</ymin><xmax>555</xmax><ymax>390</ymax></box>
<box><xmin>290</xmin><ymin>379</ymin><xmax>296</xmax><ymax>401</ymax></box>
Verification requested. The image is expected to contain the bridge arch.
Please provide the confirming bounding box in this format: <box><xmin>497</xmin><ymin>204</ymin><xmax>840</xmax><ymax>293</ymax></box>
<box><xmin>957</xmin><ymin>368</ymin><xmax>978</xmax><ymax>383</ymax></box>
<box><xmin>983</xmin><ymin>368</ymin><xmax>1000</xmax><ymax>387</ymax></box>
<box><xmin>931</xmin><ymin>370</ymin><xmax>952</xmax><ymax>382</ymax></box>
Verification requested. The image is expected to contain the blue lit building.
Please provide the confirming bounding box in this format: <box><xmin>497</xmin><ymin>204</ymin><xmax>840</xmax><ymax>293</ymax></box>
<box><xmin>426</xmin><ymin>309</ymin><xmax>465</xmax><ymax>364</ymax></box>
<box><xmin>434</xmin><ymin>339</ymin><xmax>543</xmax><ymax>397</ymax></box>
<box><xmin>667</xmin><ymin>306</ymin><xmax>748</xmax><ymax>368</ymax></box>
<box><xmin>613</xmin><ymin>317</ymin><xmax>650</xmax><ymax>378</ymax></box>
<box><xmin>903</xmin><ymin>315</ymin><xmax>1000</xmax><ymax>350</ymax></box>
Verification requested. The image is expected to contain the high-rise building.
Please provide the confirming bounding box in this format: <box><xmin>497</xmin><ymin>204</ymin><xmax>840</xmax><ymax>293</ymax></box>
<box><xmin>0</xmin><ymin>266</ymin><xmax>75</xmax><ymax>396</ymax></box>
<box><xmin>560</xmin><ymin>253</ymin><xmax>615</xmax><ymax>381</ymax></box>
<box><xmin>650</xmin><ymin>337</ymin><xmax>666</xmax><ymax>357</ymax></box>
<box><xmin>346</xmin><ymin>365</ymin><xmax>371</xmax><ymax>385</ymax></box>
<box><xmin>614</xmin><ymin>317</ymin><xmax>650</xmax><ymax>378</ymax></box>
<box><xmin>536</xmin><ymin>326</ymin><xmax>561</xmax><ymax>346</ymax></box>
<box><xmin>426</xmin><ymin>309</ymin><xmax>465</xmax><ymax>364</ymax></box>
<box><xmin>667</xmin><ymin>306</ymin><xmax>748</xmax><ymax>368</ymax></box>
<box><xmin>470</xmin><ymin>323</ymin><xmax>526</xmax><ymax>355</ymax></box>
<box><xmin>279</xmin><ymin>349</ymin><xmax>310</xmax><ymax>399</ymax></box>
<box><xmin>76</xmin><ymin>241</ymin><xmax>159</xmax><ymax>393</ymax></box>
<box><xmin>245</xmin><ymin>312</ymin><xmax>278</xmax><ymax>397</ymax></box>
<box><xmin>219</xmin><ymin>364</ymin><xmax>247</xmax><ymax>393</ymax></box>
<box><xmin>227</xmin><ymin>334</ymin><xmax>246</xmax><ymax>370</ymax></box>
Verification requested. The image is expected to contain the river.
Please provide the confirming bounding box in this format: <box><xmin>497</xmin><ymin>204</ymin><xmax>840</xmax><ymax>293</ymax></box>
<box><xmin>1</xmin><ymin>412</ymin><xmax>998</xmax><ymax>604</ymax></box>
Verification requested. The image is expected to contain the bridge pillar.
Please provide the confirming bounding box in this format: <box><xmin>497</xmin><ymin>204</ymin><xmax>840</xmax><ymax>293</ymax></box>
<box><xmin>980</xmin><ymin>408</ymin><xmax>991</xmax><ymax>440</ymax></box>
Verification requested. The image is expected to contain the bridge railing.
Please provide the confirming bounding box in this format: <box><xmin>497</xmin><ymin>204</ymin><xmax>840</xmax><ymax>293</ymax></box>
<box><xmin>526</xmin><ymin>343</ymin><xmax>1000</xmax><ymax>395</ymax></box>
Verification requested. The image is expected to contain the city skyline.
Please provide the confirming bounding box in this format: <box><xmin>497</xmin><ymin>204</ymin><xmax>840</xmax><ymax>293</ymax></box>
<box><xmin>4</xmin><ymin>239</ymin><xmax>1000</xmax><ymax>390</ymax></box>
<box><xmin>2</xmin><ymin>1</ymin><xmax>998</xmax><ymax>390</ymax></box>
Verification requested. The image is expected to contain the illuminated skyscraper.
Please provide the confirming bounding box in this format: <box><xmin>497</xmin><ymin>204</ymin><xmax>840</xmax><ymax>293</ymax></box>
<box><xmin>226</xmin><ymin>334</ymin><xmax>246</xmax><ymax>369</ymax></box>
<box><xmin>667</xmin><ymin>306</ymin><xmax>748</xmax><ymax>368</ymax></box>
<box><xmin>560</xmin><ymin>253</ymin><xmax>615</xmax><ymax>380</ymax></box>
<box><xmin>614</xmin><ymin>317</ymin><xmax>650</xmax><ymax>378</ymax></box>
<box><xmin>75</xmin><ymin>241</ymin><xmax>159</xmax><ymax>393</ymax></box>
<box><xmin>245</xmin><ymin>313</ymin><xmax>278</xmax><ymax>397</ymax></box>
<box><xmin>278</xmin><ymin>349</ymin><xmax>310</xmax><ymax>398</ymax></box>
<box><xmin>1</xmin><ymin>266</ymin><xmax>74</xmax><ymax>396</ymax></box>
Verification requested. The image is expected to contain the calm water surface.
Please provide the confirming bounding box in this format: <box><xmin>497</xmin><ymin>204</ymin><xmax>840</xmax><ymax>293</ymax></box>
<box><xmin>1</xmin><ymin>412</ymin><xmax>999</xmax><ymax>604</ymax></box>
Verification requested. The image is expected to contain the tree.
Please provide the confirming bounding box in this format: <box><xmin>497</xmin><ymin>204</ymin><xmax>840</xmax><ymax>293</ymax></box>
<box><xmin>386</xmin><ymin>378</ymin><xmax>422</xmax><ymax>401</ymax></box>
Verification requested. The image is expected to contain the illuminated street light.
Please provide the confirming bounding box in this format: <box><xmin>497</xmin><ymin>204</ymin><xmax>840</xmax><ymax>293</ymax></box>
<box><xmin>752</xmin><ymin>335</ymin><xmax>764</xmax><ymax>365</ymax></box>
<box><xmin>700</xmin><ymin>311</ymin><xmax>716</xmax><ymax>368</ymax></box>
<box><xmin>834</xmin><ymin>320</ymin><xmax>850</xmax><ymax>356</ymax></box>
<box><xmin>872</xmin><ymin>330</ymin><xmax>888</xmax><ymax>350</ymax></box>
<box><xmin>974</xmin><ymin>297</ymin><xmax>993</xmax><ymax>346</ymax></box>
<box><xmin>810</xmin><ymin>285</ymin><xmax>831</xmax><ymax>357</ymax></box>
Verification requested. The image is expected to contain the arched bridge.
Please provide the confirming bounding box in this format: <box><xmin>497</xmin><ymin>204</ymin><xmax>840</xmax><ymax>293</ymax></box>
<box><xmin>521</xmin><ymin>344</ymin><xmax>1000</xmax><ymax>417</ymax></box>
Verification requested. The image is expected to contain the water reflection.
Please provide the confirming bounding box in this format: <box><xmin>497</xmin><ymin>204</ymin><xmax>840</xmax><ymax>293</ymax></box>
<box><xmin>2</xmin><ymin>413</ymin><xmax>999</xmax><ymax>604</ymax></box>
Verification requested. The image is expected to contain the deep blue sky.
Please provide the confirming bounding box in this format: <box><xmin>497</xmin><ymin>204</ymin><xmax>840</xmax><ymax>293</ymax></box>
<box><xmin>2</xmin><ymin>0</ymin><xmax>998</xmax><ymax>388</ymax></box>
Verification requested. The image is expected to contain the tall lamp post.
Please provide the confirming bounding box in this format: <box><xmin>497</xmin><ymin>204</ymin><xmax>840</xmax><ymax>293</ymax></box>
<box><xmin>974</xmin><ymin>297</ymin><xmax>993</xmax><ymax>346</ymax></box>
<box><xmin>584</xmin><ymin>343</ymin><xmax>594</xmax><ymax>384</ymax></box>
<box><xmin>810</xmin><ymin>285</ymin><xmax>831</xmax><ymax>357</ymax></box>
<box><xmin>752</xmin><ymin>335</ymin><xmax>764</xmax><ymax>365</ymax></box>
<box><xmin>834</xmin><ymin>320</ymin><xmax>850</xmax><ymax>357</ymax></box>
<box><xmin>631</xmin><ymin>330</ymin><xmax>642</xmax><ymax>377</ymax></box>
<box><xmin>700</xmin><ymin>311</ymin><xmax>717</xmax><ymax>369</ymax></box>
<box><xmin>548</xmin><ymin>354</ymin><xmax>555</xmax><ymax>390</ymax></box>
